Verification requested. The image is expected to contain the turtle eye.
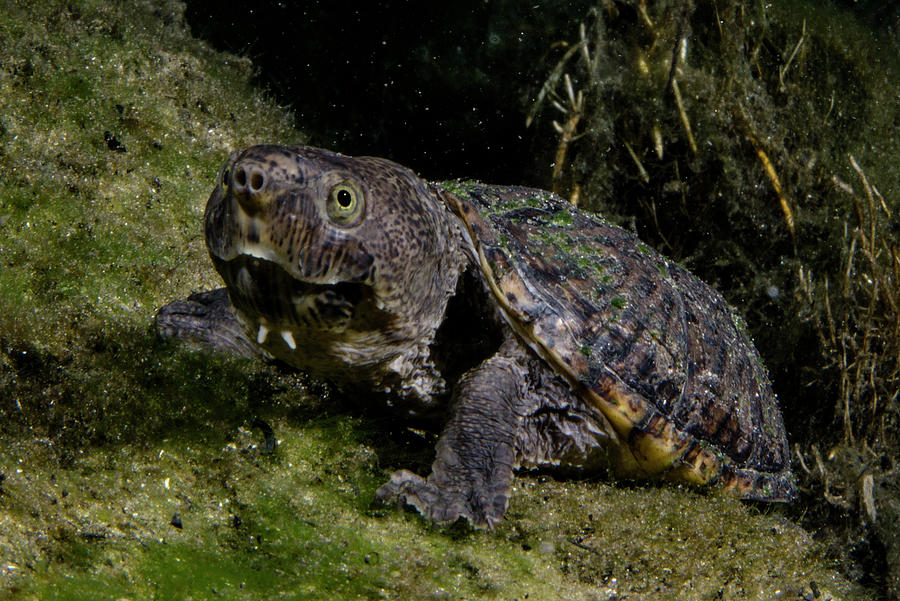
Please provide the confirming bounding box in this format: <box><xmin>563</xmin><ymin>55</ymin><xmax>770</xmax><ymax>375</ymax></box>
<box><xmin>326</xmin><ymin>181</ymin><xmax>365</xmax><ymax>226</ymax></box>
<box><xmin>220</xmin><ymin>166</ymin><xmax>231</xmax><ymax>191</ymax></box>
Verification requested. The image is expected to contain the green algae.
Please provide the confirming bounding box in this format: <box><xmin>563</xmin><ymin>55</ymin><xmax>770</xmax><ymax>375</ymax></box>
<box><xmin>1</xmin><ymin>427</ymin><xmax>873</xmax><ymax>601</ymax></box>
<box><xmin>609</xmin><ymin>296</ymin><xmax>627</xmax><ymax>310</ymax></box>
<box><xmin>550</xmin><ymin>209</ymin><xmax>573</xmax><ymax>227</ymax></box>
<box><xmin>0</xmin><ymin>0</ymin><xmax>880</xmax><ymax>599</ymax></box>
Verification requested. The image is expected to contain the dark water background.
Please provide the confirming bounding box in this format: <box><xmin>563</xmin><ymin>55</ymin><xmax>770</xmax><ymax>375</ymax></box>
<box><xmin>183</xmin><ymin>0</ymin><xmax>593</xmax><ymax>184</ymax></box>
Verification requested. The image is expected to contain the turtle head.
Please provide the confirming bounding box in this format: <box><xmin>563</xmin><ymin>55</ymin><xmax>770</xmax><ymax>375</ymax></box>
<box><xmin>204</xmin><ymin>145</ymin><xmax>462</xmax><ymax>396</ymax></box>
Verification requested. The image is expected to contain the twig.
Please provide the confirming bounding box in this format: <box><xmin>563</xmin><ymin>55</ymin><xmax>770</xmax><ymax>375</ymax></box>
<box><xmin>637</xmin><ymin>0</ymin><xmax>655</xmax><ymax>31</ymax></box>
<box><xmin>794</xmin><ymin>443</ymin><xmax>812</xmax><ymax>474</ymax></box>
<box><xmin>550</xmin><ymin>74</ymin><xmax>586</xmax><ymax>196</ymax></box>
<box><xmin>778</xmin><ymin>19</ymin><xmax>806</xmax><ymax>92</ymax></box>
<box><xmin>712</xmin><ymin>0</ymin><xmax>723</xmax><ymax>39</ymax></box>
<box><xmin>652</xmin><ymin>123</ymin><xmax>664</xmax><ymax>160</ymax></box>
<box><xmin>850</xmin><ymin>155</ymin><xmax>876</xmax><ymax>256</ymax></box>
<box><xmin>569</xmin><ymin>183</ymin><xmax>582</xmax><ymax>206</ymax></box>
<box><xmin>578</xmin><ymin>22</ymin><xmax>594</xmax><ymax>74</ymax></box>
<box><xmin>734</xmin><ymin>109</ymin><xmax>795</xmax><ymax>241</ymax></box>
<box><xmin>861</xmin><ymin>473</ymin><xmax>876</xmax><ymax>522</ymax></box>
<box><xmin>622</xmin><ymin>139</ymin><xmax>650</xmax><ymax>183</ymax></box>
<box><xmin>526</xmin><ymin>43</ymin><xmax>582</xmax><ymax>128</ymax></box>
<box><xmin>666</xmin><ymin>1</ymin><xmax>693</xmax><ymax>93</ymax></box>
<box><xmin>671</xmin><ymin>79</ymin><xmax>698</xmax><ymax>157</ymax></box>
<box><xmin>823</xmin><ymin>89</ymin><xmax>835</xmax><ymax>125</ymax></box>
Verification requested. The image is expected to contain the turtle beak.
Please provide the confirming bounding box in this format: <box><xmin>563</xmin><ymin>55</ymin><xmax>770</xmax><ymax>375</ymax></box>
<box><xmin>212</xmin><ymin>255</ymin><xmax>369</xmax><ymax>335</ymax></box>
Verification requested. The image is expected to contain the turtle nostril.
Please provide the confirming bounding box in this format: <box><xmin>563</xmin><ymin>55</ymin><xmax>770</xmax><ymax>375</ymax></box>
<box><xmin>234</xmin><ymin>167</ymin><xmax>247</xmax><ymax>188</ymax></box>
<box><xmin>249</xmin><ymin>171</ymin><xmax>265</xmax><ymax>192</ymax></box>
<box><xmin>231</xmin><ymin>161</ymin><xmax>269</xmax><ymax>214</ymax></box>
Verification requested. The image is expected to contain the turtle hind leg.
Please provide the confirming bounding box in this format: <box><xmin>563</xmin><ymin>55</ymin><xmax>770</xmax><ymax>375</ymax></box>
<box><xmin>376</xmin><ymin>349</ymin><xmax>529</xmax><ymax>528</ymax></box>
<box><xmin>155</xmin><ymin>288</ymin><xmax>267</xmax><ymax>360</ymax></box>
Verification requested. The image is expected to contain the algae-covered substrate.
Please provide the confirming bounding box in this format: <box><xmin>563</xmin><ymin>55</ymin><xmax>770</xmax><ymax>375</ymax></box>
<box><xmin>0</xmin><ymin>1</ymin><xmax>876</xmax><ymax>599</ymax></box>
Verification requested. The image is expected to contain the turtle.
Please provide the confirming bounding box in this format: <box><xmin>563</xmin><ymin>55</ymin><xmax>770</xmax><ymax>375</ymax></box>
<box><xmin>156</xmin><ymin>144</ymin><xmax>796</xmax><ymax>527</ymax></box>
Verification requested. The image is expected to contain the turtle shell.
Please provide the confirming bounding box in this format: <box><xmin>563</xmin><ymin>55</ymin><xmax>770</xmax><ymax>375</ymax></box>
<box><xmin>440</xmin><ymin>182</ymin><xmax>795</xmax><ymax>501</ymax></box>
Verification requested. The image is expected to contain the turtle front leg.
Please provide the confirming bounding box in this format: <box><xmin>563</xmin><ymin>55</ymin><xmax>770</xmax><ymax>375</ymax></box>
<box><xmin>376</xmin><ymin>348</ymin><xmax>530</xmax><ymax>528</ymax></box>
<box><xmin>155</xmin><ymin>288</ymin><xmax>267</xmax><ymax>360</ymax></box>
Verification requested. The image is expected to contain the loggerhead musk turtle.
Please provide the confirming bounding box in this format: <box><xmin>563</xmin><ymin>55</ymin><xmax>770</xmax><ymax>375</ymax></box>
<box><xmin>156</xmin><ymin>145</ymin><xmax>795</xmax><ymax>527</ymax></box>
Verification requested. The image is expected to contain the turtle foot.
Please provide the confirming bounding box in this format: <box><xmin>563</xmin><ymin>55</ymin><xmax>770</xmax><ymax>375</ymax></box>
<box><xmin>375</xmin><ymin>469</ymin><xmax>507</xmax><ymax>529</ymax></box>
<box><xmin>155</xmin><ymin>288</ymin><xmax>267</xmax><ymax>359</ymax></box>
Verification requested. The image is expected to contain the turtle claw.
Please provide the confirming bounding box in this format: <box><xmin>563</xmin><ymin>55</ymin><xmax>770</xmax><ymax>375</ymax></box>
<box><xmin>376</xmin><ymin>469</ymin><xmax>507</xmax><ymax>529</ymax></box>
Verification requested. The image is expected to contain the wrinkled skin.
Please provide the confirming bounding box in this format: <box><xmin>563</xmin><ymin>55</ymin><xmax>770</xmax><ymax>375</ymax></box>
<box><xmin>157</xmin><ymin>145</ymin><xmax>794</xmax><ymax>527</ymax></box>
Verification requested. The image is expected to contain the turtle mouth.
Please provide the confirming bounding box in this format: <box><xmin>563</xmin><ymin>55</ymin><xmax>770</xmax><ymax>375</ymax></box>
<box><xmin>214</xmin><ymin>255</ymin><xmax>369</xmax><ymax>334</ymax></box>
